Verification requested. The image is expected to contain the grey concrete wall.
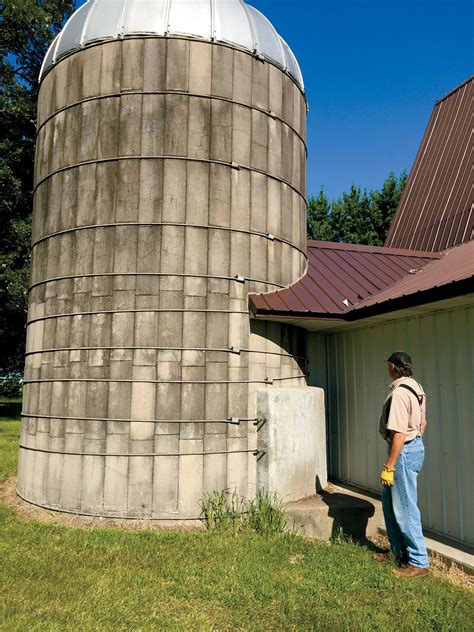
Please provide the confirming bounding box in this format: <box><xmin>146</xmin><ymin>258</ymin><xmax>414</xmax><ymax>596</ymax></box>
<box><xmin>257</xmin><ymin>387</ymin><xmax>327</xmax><ymax>502</ymax></box>
<box><xmin>18</xmin><ymin>37</ymin><xmax>308</xmax><ymax>520</ymax></box>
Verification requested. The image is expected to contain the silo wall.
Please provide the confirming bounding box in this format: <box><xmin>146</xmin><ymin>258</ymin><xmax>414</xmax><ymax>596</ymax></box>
<box><xmin>18</xmin><ymin>37</ymin><xmax>308</xmax><ymax>520</ymax></box>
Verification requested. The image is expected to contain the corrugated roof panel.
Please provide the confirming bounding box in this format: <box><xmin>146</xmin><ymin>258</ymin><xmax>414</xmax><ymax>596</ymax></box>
<box><xmin>386</xmin><ymin>77</ymin><xmax>473</xmax><ymax>252</ymax></box>
<box><xmin>296</xmin><ymin>272</ymin><xmax>343</xmax><ymax>312</ymax></box>
<box><xmin>250</xmin><ymin>241</ymin><xmax>441</xmax><ymax>317</ymax></box>
<box><xmin>318</xmin><ymin>250</ymin><xmax>375</xmax><ymax>293</ymax></box>
<box><xmin>309</xmin><ymin>251</ymin><xmax>363</xmax><ymax>304</ymax></box>
<box><xmin>426</xmin><ymin>92</ymin><xmax>472</xmax><ymax>251</ymax></box>
<box><xmin>354</xmin><ymin>240</ymin><xmax>474</xmax><ymax>310</ymax></box>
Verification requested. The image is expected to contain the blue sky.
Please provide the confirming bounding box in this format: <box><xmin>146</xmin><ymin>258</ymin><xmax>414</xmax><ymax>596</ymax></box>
<box><xmin>75</xmin><ymin>0</ymin><xmax>473</xmax><ymax>200</ymax></box>
<box><xmin>253</xmin><ymin>0</ymin><xmax>473</xmax><ymax>199</ymax></box>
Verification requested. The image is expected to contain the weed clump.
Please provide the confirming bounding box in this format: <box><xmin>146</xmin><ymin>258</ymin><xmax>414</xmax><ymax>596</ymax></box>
<box><xmin>200</xmin><ymin>489</ymin><xmax>287</xmax><ymax>535</ymax></box>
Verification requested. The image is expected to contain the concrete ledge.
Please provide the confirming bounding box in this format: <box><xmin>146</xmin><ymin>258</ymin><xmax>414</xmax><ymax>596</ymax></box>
<box><xmin>285</xmin><ymin>484</ymin><xmax>384</xmax><ymax>540</ymax></box>
<box><xmin>286</xmin><ymin>482</ymin><xmax>473</xmax><ymax>576</ymax></box>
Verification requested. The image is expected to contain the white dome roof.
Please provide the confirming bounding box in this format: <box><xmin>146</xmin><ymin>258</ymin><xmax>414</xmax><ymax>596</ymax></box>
<box><xmin>40</xmin><ymin>0</ymin><xmax>304</xmax><ymax>90</ymax></box>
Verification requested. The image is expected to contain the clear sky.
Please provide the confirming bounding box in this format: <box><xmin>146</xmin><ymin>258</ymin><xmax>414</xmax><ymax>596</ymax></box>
<box><xmin>253</xmin><ymin>0</ymin><xmax>473</xmax><ymax>199</ymax></box>
<box><xmin>74</xmin><ymin>0</ymin><xmax>473</xmax><ymax>200</ymax></box>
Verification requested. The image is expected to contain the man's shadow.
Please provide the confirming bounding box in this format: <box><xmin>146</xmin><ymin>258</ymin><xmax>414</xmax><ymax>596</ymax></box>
<box><xmin>316</xmin><ymin>477</ymin><xmax>385</xmax><ymax>552</ymax></box>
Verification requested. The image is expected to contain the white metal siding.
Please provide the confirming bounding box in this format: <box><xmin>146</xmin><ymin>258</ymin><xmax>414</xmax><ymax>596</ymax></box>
<box><xmin>308</xmin><ymin>304</ymin><xmax>474</xmax><ymax>547</ymax></box>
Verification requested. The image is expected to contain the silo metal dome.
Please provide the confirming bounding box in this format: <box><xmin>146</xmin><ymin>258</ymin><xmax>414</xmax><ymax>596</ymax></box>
<box><xmin>40</xmin><ymin>0</ymin><xmax>304</xmax><ymax>90</ymax></box>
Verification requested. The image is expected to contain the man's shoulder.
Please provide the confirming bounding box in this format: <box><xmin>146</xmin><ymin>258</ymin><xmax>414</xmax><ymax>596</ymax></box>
<box><xmin>394</xmin><ymin>378</ymin><xmax>425</xmax><ymax>396</ymax></box>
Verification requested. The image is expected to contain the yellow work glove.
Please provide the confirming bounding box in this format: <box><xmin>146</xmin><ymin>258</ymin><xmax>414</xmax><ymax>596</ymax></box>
<box><xmin>380</xmin><ymin>466</ymin><xmax>395</xmax><ymax>487</ymax></box>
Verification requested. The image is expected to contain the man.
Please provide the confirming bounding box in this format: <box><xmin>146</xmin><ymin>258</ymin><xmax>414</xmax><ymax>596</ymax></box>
<box><xmin>376</xmin><ymin>351</ymin><xmax>430</xmax><ymax>578</ymax></box>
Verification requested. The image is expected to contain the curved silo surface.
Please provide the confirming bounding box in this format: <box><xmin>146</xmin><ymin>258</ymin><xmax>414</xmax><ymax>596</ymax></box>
<box><xmin>18</xmin><ymin>0</ymin><xmax>308</xmax><ymax>520</ymax></box>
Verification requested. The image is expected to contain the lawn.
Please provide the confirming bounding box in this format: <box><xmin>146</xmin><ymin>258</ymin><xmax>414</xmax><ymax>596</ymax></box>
<box><xmin>0</xmin><ymin>400</ymin><xmax>21</xmax><ymax>483</ymax></box>
<box><xmin>1</xmin><ymin>411</ymin><xmax>472</xmax><ymax>631</ymax></box>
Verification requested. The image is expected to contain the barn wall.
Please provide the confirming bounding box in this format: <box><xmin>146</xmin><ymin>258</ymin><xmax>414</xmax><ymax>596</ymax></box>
<box><xmin>308</xmin><ymin>303</ymin><xmax>474</xmax><ymax>547</ymax></box>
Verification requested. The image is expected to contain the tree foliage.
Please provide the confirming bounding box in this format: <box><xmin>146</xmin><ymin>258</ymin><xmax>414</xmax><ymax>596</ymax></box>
<box><xmin>307</xmin><ymin>172</ymin><xmax>408</xmax><ymax>245</ymax></box>
<box><xmin>1</xmin><ymin>0</ymin><xmax>74</xmax><ymax>372</ymax></box>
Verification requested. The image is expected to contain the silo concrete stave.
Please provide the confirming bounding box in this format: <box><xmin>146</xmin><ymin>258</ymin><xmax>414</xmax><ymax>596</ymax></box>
<box><xmin>18</xmin><ymin>1</ymin><xmax>308</xmax><ymax>521</ymax></box>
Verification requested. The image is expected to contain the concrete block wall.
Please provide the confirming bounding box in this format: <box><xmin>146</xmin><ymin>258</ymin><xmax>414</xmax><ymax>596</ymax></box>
<box><xmin>18</xmin><ymin>37</ymin><xmax>308</xmax><ymax>520</ymax></box>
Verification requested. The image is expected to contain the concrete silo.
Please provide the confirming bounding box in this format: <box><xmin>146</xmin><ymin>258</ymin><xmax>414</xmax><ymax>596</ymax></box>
<box><xmin>18</xmin><ymin>0</ymin><xmax>309</xmax><ymax>521</ymax></box>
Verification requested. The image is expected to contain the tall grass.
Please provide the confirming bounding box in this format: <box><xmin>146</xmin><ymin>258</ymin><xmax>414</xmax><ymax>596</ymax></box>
<box><xmin>201</xmin><ymin>489</ymin><xmax>287</xmax><ymax>535</ymax></box>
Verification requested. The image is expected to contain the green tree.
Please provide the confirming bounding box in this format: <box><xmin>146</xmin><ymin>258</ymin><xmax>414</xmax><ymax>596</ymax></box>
<box><xmin>1</xmin><ymin>0</ymin><xmax>75</xmax><ymax>372</ymax></box>
<box><xmin>307</xmin><ymin>189</ymin><xmax>334</xmax><ymax>241</ymax></box>
<box><xmin>307</xmin><ymin>173</ymin><xmax>407</xmax><ymax>246</ymax></box>
<box><xmin>370</xmin><ymin>171</ymin><xmax>408</xmax><ymax>245</ymax></box>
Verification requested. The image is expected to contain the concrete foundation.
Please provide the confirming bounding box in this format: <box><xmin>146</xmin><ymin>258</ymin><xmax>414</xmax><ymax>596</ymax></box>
<box><xmin>256</xmin><ymin>387</ymin><xmax>327</xmax><ymax>502</ymax></box>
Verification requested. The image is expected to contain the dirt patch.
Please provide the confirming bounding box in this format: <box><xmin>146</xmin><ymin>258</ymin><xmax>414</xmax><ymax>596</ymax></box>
<box><xmin>0</xmin><ymin>476</ymin><xmax>204</xmax><ymax>532</ymax></box>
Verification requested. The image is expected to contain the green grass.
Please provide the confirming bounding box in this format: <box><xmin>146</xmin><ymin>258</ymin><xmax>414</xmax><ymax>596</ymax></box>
<box><xmin>0</xmin><ymin>401</ymin><xmax>21</xmax><ymax>483</ymax></box>
<box><xmin>201</xmin><ymin>489</ymin><xmax>288</xmax><ymax>535</ymax></box>
<box><xmin>1</xmin><ymin>416</ymin><xmax>473</xmax><ymax>631</ymax></box>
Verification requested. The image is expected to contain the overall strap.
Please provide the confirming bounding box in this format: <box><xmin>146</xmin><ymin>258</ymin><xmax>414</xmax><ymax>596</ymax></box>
<box><xmin>398</xmin><ymin>383</ymin><xmax>424</xmax><ymax>405</ymax></box>
<box><xmin>385</xmin><ymin>384</ymin><xmax>424</xmax><ymax>426</ymax></box>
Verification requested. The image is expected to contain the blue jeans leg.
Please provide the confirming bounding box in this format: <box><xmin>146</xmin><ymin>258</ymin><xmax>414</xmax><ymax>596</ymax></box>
<box><xmin>391</xmin><ymin>437</ymin><xmax>429</xmax><ymax>568</ymax></box>
<box><xmin>382</xmin><ymin>485</ymin><xmax>408</xmax><ymax>562</ymax></box>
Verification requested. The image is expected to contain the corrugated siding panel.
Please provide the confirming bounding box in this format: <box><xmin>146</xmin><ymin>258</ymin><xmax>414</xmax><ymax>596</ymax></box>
<box><xmin>386</xmin><ymin>78</ymin><xmax>473</xmax><ymax>253</ymax></box>
<box><xmin>309</xmin><ymin>305</ymin><xmax>474</xmax><ymax>547</ymax></box>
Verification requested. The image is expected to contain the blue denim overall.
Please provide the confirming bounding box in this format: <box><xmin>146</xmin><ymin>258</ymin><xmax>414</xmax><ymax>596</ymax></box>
<box><xmin>382</xmin><ymin>436</ymin><xmax>429</xmax><ymax>568</ymax></box>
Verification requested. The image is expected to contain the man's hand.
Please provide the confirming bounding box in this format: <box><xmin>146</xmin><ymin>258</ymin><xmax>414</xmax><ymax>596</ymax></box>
<box><xmin>380</xmin><ymin>467</ymin><xmax>395</xmax><ymax>487</ymax></box>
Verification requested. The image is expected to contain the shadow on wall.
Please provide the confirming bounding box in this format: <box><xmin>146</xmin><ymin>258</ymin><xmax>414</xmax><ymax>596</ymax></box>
<box><xmin>250</xmin><ymin>320</ymin><xmax>307</xmax><ymax>372</ymax></box>
<box><xmin>316</xmin><ymin>476</ymin><xmax>378</xmax><ymax>546</ymax></box>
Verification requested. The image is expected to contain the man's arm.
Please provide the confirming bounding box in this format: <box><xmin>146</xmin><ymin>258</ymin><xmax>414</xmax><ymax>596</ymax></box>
<box><xmin>420</xmin><ymin>418</ymin><xmax>427</xmax><ymax>437</ymax></box>
<box><xmin>385</xmin><ymin>431</ymin><xmax>406</xmax><ymax>470</ymax></box>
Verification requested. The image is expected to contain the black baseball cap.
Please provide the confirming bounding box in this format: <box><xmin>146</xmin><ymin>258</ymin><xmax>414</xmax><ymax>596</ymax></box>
<box><xmin>387</xmin><ymin>351</ymin><xmax>412</xmax><ymax>368</ymax></box>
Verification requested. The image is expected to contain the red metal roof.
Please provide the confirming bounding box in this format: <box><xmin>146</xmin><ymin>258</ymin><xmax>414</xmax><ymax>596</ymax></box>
<box><xmin>250</xmin><ymin>241</ymin><xmax>439</xmax><ymax>316</ymax></box>
<box><xmin>352</xmin><ymin>240</ymin><xmax>474</xmax><ymax>312</ymax></box>
<box><xmin>386</xmin><ymin>77</ymin><xmax>473</xmax><ymax>253</ymax></box>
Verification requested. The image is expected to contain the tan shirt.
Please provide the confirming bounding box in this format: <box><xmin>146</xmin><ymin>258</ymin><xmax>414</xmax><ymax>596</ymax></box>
<box><xmin>379</xmin><ymin>377</ymin><xmax>426</xmax><ymax>442</ymax></box>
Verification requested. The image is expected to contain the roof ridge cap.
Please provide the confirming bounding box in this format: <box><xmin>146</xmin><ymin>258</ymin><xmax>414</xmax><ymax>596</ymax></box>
<box><xmin>440</xmin><ymin>239</ymin><xmax>474</xmax><ymax>255</ymax></box>
<box><xmin>307</xmin><ymin>240</ymin><xmax>441</xmax><ymax>258</ymax></box>
<box><xmin>435</xmin><ymin>76</ymin><xmax>473</xmax><ymax>105</ymax></box>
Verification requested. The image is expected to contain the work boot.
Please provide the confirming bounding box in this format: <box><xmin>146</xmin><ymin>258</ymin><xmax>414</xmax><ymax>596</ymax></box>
<box><xmin>374</xmin><ymin>551</ymin><xmax>407</xmax><ymax>566</ymax></box>
<box><xmin>393</xmin><ymin>565</ymin><xmax>429</xmax><ymax>579</ymax></box>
